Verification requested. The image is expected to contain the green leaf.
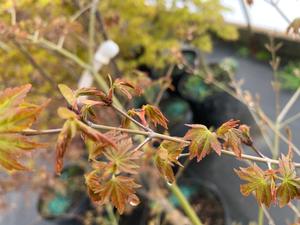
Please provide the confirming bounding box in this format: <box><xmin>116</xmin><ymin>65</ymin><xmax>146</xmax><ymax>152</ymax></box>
<box><xmin>57</xmin><ymin>107</ymin><xmax>78</xmax><ymax>120</ymax></box>
<box><xmin>154</xmin><ymin>140</ymin><xmax>186</xmax><ymax>183</ymax></box>
<box><xmin>235</xmin><ymin>164</ymin><xmax>275</xmax><ymax>207</ymax></box>
<box><xmin>58</xmin><ymin>84</ymin><xmax>77</xmax><ymax>108</ymax></box>
<box><xmin>184</xmin><ymin>124</ymin><xmax>221</xmax><ymax>161</ymax></box>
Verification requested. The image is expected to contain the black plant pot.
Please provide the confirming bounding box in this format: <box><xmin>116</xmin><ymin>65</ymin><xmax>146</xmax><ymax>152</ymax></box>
<box><xmin>160</xmin><ymin>97</ymin><xmax>193</xmax><ymax>136</ymax></box>
<box><xmin>169</xmin><ymin>179</ymin><xmax>230</xmax><ymax>225</ymax></box>
<box><xmin>37</xmin><ymin>165</ymin><xmax>91</xmax><ymax>224</ymax></box>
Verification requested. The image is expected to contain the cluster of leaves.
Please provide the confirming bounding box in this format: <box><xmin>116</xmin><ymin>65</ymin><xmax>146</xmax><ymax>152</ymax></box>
<box><xmin>235</xmin><ymin>154</ymin><xmax>300</xmax><ymax>208</ymax></box>
<box><xmin>56</xmin><ymin>82</ymin><xmax>145</xmax><ymax>213</ymax></box>
<box><xmin>85</xmin><ymin>132</ymin><xmax>142</xmax><ymax>214</ymax></box>
<box><xmin>3</xmin><ymin>82</ymin><xmax>300</xmax><ymax>213</ymax></box>
<box><xmin>0</xmin><ymin>84</ymin><xmax>47</xmax><ymax>171</ymax></box>
<box><xmin>124</xmin><ymin>104</ymin><xmax>169</xmax><ymax>129</ymax></box>
<box><xmin>184</xmin><ymin>119</ymin><xmax>252</xmax><ymax>161</ymax></box>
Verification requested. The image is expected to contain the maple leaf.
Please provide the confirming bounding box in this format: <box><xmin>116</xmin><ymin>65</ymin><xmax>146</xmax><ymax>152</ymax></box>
<box><xmin>154</xmin><ymin>140</ymin><xmax>186</xmax><ymax>183</ymax></box>
<box><xmin>216</xmin><ymin>119</ymin><xmax>240</xmax><ymax>136</ymax></box>
<box><xmin>88</xmin><ymin>131</ymin><xmax>128</xmax><ymax>160</ymax></box>
<box><xmin>55</xmin><ymin>119</ymin><xmax>77</xmax><ymax>175</ymax></box>
<box><xmin>102</xmin><ymin>135</ymin><xmax>143</xmax><ymax>175</ymax></box>
<box><xmin>55</xmin><ymin>107</ymin><xmax>116</xmax><ymax>174</ymax></box>
<box><xmin>0</xmin><ymin>85</ymin><xmax>48</xmax><ymax>171</ymax></box>
<box><xmin>235</xmin><ymin>164</ymin><xmax>275</xmax><ymax>207</ymax></box>
<box><xmin>276</xmin><ymin>154</ymin><xmax>300</xmax><ymax>207</ymax></box>
<box><xmin>112</xmin><ymin>78</ymin><xmax>141</xmax><ymax>100</ymax></box>
<box><xmin>184</xmin><ymin>124</ymin><xmax>221</xmax><ymax>161</ymax></box>
<box><xmin>216</xmin><ymin>120</ymin><xmax>243</xmax><ymax>158</ymax></box>
<box><xmin>0</xmin><ymin>134</ymin><xmax>46</xmax><ymax>171</ymax></box>
<box><xmin>122</xmin><ymin>109</ymin><xmax>147</xmax><ymax>128</ymax></box>
<box><xmin>0</xmin><ymin>84</ymin><xmax>31</xmax><ymax>116</ymax></box>
<box><xmin>58</xmin><ymin>84</ymin><xmax>77</xmax><ymax>110</ymax></box>
<box><xmin>142</xmin><ymin>104</ymin><xmax>168</xmax><ymax>129</ymax></box>
<box><xmin>85</xmin><ymin>172</ymin><xmax>141</xmax><ymax>214</ymax></box>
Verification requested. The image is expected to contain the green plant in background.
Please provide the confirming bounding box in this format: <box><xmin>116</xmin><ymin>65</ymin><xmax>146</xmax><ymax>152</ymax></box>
<box><xmin>277</xmin><ymin>60</ymin><xmax>300</xmax><ymax>91</ymax></box>
<box><xmin>100</xmin><ymin>0</ymin><xmax>238</xmax><ymax>70</ymax></box>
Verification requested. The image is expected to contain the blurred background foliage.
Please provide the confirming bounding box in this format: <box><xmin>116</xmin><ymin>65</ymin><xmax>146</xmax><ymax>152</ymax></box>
<box><xmin>0</xmin><ymin>0</ymin><xmax>238</xmax><ymax>91</ymax></box>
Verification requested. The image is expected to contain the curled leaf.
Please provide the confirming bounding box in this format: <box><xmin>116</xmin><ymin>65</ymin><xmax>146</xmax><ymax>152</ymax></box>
<box><xmin>142</xmin><ymin>104</ymin><xmax>168</xmax><ymax>129</ymax></box>
<box><xmin>58</xmin><ymin>84</ymin><xmax>77</xmax><ymax>109</ymax></box>
<box><xmin>55</xmin><ymin>120</ymin><xmax>77</xmax><ymax>175</ymax></box>
<box><xmin>113</xmin><ymin>78</ymin><xmax>141</xmax><ymax>99</ymax></box>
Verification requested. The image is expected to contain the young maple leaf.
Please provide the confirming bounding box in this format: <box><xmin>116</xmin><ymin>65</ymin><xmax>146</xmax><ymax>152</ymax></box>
<box><xmin>0</xmin><ymin>134</ymin><xmax>46</xmax><ymax>171</ymax></box>
<box><xmin>112</xmin><ymin>78</ymin><xmax>141</xmax><ymax>100</ymax></box>
<box><xmin>0</xmin><ymin>85</ymin><xmax>48</xmax><ymax>171</ymax></box>
<box><xmin>217</xmin><ymin>120</ymin><xmax>244</xmax><ymax>158</ymax></box>
<box><xmin>0</xmin><ymin>84</ymin><xmax>31</xmax><ymax>116</ymax></box>
<box><xmin>184</xmin><ymin>124</ymin><xmax>222</xmax><ymax>161</ymax></box>
<box><xmin>142</xmin><ymin>104</ymin><xmax>168</xmax><ymax>129</ymax></box>
<box><xmin>58</xmin><ymin>84</ymin><xmax>77</xmax><ymax>110</ymax></box>
<box><xmin>154</xmin><ymin>140</ymin><xmax>186</xmax><ymax>183</ymax></box>
<box><xmin>216</xmin><ymin>119</ymin><xmax>240</xmax><ymax>136</ymax></box>
<box><xmin>235</xmin><ymin>164</ymin><xmax>275</xmax><ymax>207</ymax></box>
<box><xmin>88</xmin><ymin>131</ymin><xmax>128</xmax><ymax>160</ymax></box>
<box><xmin>85</xmin><ymin>172</ymin><xmax>141</xmax><ymax>214</ymax></box>
<box><xmin>102</xmin><ymin>135</ymin><xmax>143</xmax><ymax>175</ymax></box>
<box><xmin>56</xmin><ymin>107</ymin><xmax>116</xmax><ymax>174</ymax></box>
<box><xmin>276</xmin><ymin>154</ymin><xmax>300</xmax><ymax>207</ymax></box>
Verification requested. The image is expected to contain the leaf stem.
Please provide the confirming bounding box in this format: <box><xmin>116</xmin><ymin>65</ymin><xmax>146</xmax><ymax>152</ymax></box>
<box><xmin>170</xmin><ymin>183</ymin><xmax>203</xmax><ymax>225</ymax></box>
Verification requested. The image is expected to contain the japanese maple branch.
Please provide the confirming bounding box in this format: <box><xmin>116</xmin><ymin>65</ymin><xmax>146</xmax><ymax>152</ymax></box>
<box><xmin>19</xmin><ymin>123</ymin><xmax>300</xmax><ymax>168</ymax></box>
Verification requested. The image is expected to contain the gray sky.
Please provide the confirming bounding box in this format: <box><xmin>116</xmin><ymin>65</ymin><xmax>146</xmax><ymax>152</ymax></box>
<box><xmin>221</xmin><ymin>0</ymin><xmax>300</xmax><ymax>32</ymax></box>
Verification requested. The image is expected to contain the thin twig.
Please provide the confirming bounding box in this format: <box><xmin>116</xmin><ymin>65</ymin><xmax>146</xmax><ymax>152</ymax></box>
<box><xmin>19</xmin><ymin>122</ymin><xmax>300</xmax><ymax>167</ymax></box>
<box><xmin>277</xmin><ymin>87</ymin><xmax>300</xmax><ymax>123</ymax></box>
<box><xmin>154</xmin><ymin>64</ymin><xmax>175</xmax><ymax>106</ymax></box>
<box><xmin>13</xmin><ymin>40</ymin><xmax>57</xmax><ymax>88</ymax></box>
<box><xmin>288</xmin><ymin>202</ymin><xmax>300</xmax><ymax>219</ymax></box>
<box><xmin>112</xmin><ymin>104</ymin><xmax>151</xmax><ymax>132</ymax></box>
<box><xmin>281</xmin><ymin>112</ymin><xmax>300</xmax><ymax>128</ymax></box>
<box><xmin>262</xmin><ymin>205</ymin><xmax>276</xmax><ymax>225</ymax></box>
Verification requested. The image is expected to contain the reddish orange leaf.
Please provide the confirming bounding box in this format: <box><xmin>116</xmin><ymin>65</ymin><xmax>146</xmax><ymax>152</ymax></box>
<box><xmin>143</xmin><ymin>104</ymin><xmax>168</xmax><ymax>129</ymax></box>
<box><xmin>0</xmin><ymin>134</ymin><xmax>46</xmax><ymax>171</ymax></box>
<box><xmin>276</xmin><ymin>154</ymin><xmax>300</xmax><ymax>207</ymax></box>
<box><xmin>55</xmin><ymin>120</ymin><xmax>77</xmax><ymax>175</ymax></box>
<box><xmin>184</xmin><ymin>124</ymin><xmax>221</xmax><ymax>161</ymax></box>
<box><xmin>216</xmin><ymin>119</ymin><xmax>240</xmax><ymax>136</ymax></box>
<box><xmin>0</xmin><ymin>85</ymin><xmax>48</xmax><ymax>171</ymax></box>
<box><xmin>0</xmin><ymin>84</ymin><xmax>31</xmax><ymax>116</ymax></box>
<box><xmin>85</xmin><ymin>172</ymin><xmax>141</xmax><ymax>214</ymax></box>
<box><xmin>113</xmin><ymin>78</ymin><xmax>141</xmax><ymax>100</ymax></box>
